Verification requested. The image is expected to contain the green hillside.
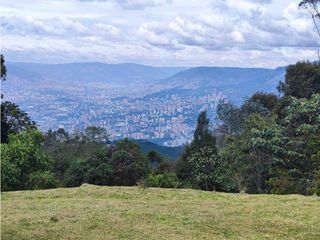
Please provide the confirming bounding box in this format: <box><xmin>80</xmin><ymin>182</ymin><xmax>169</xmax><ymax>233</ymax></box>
<box><xmin>2</xmin><ymin>185</ymin><xmax>319</xmax><ymax>240</ymax></box>
<box><xmin>135</xmin><ymin>139</ymin><xmax>183</xmax><ymax>160</ymax></box>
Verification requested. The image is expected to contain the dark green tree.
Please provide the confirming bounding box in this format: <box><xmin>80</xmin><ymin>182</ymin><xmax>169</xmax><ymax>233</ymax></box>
<box><xmin>1</xmin><ymin>54</ymin><xmax>7</xmax><ymax>82</ymax></box>
<box><xmin>111</xmin><ymin>138</ymin><xmax>149</xmax><ymax>186</ymax></box>
<box><xmin>43</xmin><ymin>128</ymin><xmax>104</xmax><ymax>184</ymax></box>
<box><xmin>191</xmin><ymin>111</ymin><xmax>217</xmax><ymax>151</ymax></box>
<box><xmin>84</xmin><ymin>126</ymin><xmax>109</xmax><ymax>143</ymax></box>
<box><xmin>278</xmin><ymin>62</ymin><xmax>320</xmax><ymax>99</ymax></box>
<box><xmin>176</xmin><ymin>111</ymin><xmax>217</xmax><ymax>189</ymax></box>
<box><xmin>249</xmin><ymin>92</ymin><xmax>279</xmax><ymax>112</ymax></box>
<box><xmin>1</xmin><ymin>55</ymin><xmax>37</xmax><ymax>143</ymax></box>
<box><xmin>1</xmin><ymin>101</ymin><xmax>36</xmax><ymax>143</ymax></box>
<box><xmin>268</xmin><ymin>94</ymin><xmax>320</xmax><ymax>194</ymax></box>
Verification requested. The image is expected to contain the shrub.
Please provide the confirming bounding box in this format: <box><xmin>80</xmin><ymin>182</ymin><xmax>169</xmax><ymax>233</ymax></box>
<box><xmin>146</xmin><ymin>173</ymin><xmax>180</xmax><ymax>188</ymax></box>
<box><xmin>1</xmin><ymin>130</ymin><xmax>56</xmax><ymax>191</ymax></box>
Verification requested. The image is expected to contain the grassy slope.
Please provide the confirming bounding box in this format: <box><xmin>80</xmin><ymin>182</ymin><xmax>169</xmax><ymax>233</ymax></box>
<box><xmin>1</xmin><ymin>184</ymin><xmax>320</xmax><ymax>240</ymax></box>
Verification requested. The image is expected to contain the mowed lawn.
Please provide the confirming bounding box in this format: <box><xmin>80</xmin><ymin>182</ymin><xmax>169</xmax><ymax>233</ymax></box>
<box><xmin>1</xmin><ymin>184</ymin><xmax>320</xmax><ymax>240</ymax></box>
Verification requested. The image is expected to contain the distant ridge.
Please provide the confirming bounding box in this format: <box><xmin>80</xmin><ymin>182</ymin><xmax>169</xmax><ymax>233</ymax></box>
<box><xmin>135</xmin><ymin>139</ymin><xmax>184</xmax><ymax>160</ymax></box>
<box><xmin>6</xmin><ymin>62</ymin><xmax>186</xmax><ymax>85</ymax></box>
<box><xmin>159</xmin><ymin>66</ymin><xmax>286</xmax><ymax>103</ymax></box>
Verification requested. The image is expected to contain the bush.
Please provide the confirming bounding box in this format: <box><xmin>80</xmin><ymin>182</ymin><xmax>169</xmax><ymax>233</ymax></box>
<box><xmin>146</xmin><ymin>173</ymin><xmax>180</xmax><ymax>188</ymax></box>
<box><xmin>1</xmin><ymin>130</ymin><xmax>57</xmax><ymax>191</ymax></box>
<box><xmin>307</xmin><ymin>170</ymin><xmax>320</xmax><ymax>196</ymax></box>
<box><xmin>64</xmin><ymin>159</ymin><xmax>89</xmax><ymax>187</ymax></box>
<box><xmin>28</xmin><ymin>171</ymin><xmax>58</xmax><ymax>190</ymax></box>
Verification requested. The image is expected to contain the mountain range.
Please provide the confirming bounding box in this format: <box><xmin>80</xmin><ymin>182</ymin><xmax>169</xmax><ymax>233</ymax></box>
<box><xmin>5</xmin><ymin>61</ymin><xmax>286</xmax><ymax>101</ymax></box>
<box><xmin>6</xmin><ymin>62</ymin><xmax>186</xmax><ymax>85</ymax></box>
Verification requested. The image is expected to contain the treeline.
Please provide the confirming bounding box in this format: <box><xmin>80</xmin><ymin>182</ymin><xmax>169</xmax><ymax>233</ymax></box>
<box><xmin>1</xmin><ymin>126</ymin><xmax>177</xmax><ymax>191</ymax></box>
<box><xmin>1</xmin><ymin>55</ymin><xmax>319</xmax><ymax>195</ymax></box>
<box><xmin>176</xmin><ymin>62</ymin><xmax>320</xmax><ymax>195</ymax></box>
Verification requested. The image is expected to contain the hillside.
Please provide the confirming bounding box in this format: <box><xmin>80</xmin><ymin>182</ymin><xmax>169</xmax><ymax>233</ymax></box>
<box><xmin>6</xmin><ymin>62</ymin><xmax>186</xmax><ymax>85</ymax></box>
<box><xmin>161</xmin><ymin>66</ymin><xmax>286</xmax><ymax>103</ymax></box>
<box><xmin>135</xmin><ymin>139</ymin><xmax>184</xmax><ymax>160</ymax></box>
<box><xmin>2</xmin><ymin>185</ymin><xmax>319</xmax><ymax>240</ymax></box>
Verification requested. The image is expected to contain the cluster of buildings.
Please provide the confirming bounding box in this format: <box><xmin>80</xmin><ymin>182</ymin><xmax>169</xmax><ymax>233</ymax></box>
<box><xmin>9</xmin><ymin>86</ymin><xmax>225</xmax><ymax>146</ymax></box>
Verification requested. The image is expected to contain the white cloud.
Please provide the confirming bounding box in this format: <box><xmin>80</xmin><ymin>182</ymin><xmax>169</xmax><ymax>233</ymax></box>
<box><xmin>115</xmin><ymin>0</ymin><xmax>172</xmax><ymax>9</ymax></box>
<box><xmin>76</xmin><ymin>0</ymin><xmax>172</xmax><ymax>9</ymax></box>
<box><xmin>1</xmin><ymin>0</ymin><xmax>319</xmax><ymax>67</ymax></box>
<box><xmin>1</xmin><ymin>15</ymin><xmax>88</xmax><ymax>36</ymax></box>
<box><xmin>230</xmin><ymin>31</ymin><xmax>245</xmax><ymax>43</ymax></box>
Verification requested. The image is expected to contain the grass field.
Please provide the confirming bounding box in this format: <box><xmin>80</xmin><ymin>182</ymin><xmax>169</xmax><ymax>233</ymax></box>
<box><xmin>1</xmin><ymin>184</ymin><xmax>320</xmax><ymax>240</ymax></box>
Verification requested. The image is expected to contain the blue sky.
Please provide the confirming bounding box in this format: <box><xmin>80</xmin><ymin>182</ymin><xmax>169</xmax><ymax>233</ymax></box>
<box><xmin>1</xmin><ymin>0</ymin><xmax>319</xmax><ymax>67</ymax></box>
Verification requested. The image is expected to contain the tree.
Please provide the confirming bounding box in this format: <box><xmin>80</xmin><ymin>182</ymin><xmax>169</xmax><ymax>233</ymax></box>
<box><xmin>188</xmin><ymin>146</ymin><xmax>218</xmax><ymax>190</ymax></box>
<box><xmin>176</xmin><ymin>111</ymin><xmax>217</xmax><ymax>188</ymax></box>
<box><xmin>63</xmin><ymin>144</ymin><xmax>113</xmax><ymax>187</ymax></box>
<box><xmin>1</xmin><ymin>101</ymin><xmax>37</xmax><ymax>143</ymax></box>
<box><xmin>1</xmin><ymin>55</ymin><xmax>37</xmax><ymax>143</ymax></box>
<box><xmin>1</xmin><ymin>130</ymin><xmax>56</xmax><ymax>191</ymax></box>
<box><xmin>249</xmin><ymin>92</ymin><xmax>279</xmax><ymax>112</ymax></box>
<box><xmin>278</xmin><ymin>62</ymin><xmax>320</xmax><ymax>99</ymax></box>
<box><xmin>299</xmin><ymin>0</ymin><xmax>320</xmax><ymax>60</ymax></box>
<box><xmin>216</xmin><ymin>139</ymin><xmax>247</xmax><ymax>193</ymax></box>
<box><xmin>191</xmin><ymin>111</ymin><xmax>217</xmax><ymax>152</ymax></box>
<box><xmin>43</xmin><ymin>128</ymin><xmax>104</xmax><ymax>184</ymax></box>
<box><xmin>299</xmin><ymin>0</ymin><xmax>320</xmax><ymax>38</ymax></box>
<box><xmin>1</xmin><ymin>54</ymin><xmax>6</xmax><ymax>82</ymax></box>
<box><xmin>84</xmin><ymin>126</ymin><xmax>109</xmax><ymax>143</ymax></box>
<box><xmin>64</xmin><ymin>159</ymin><xmax>89</xmax><ymax>187</ymax></box>
<box><xmin>1</xmin><ymin>54</ymin><xmax>7</xmax><ymax>99</ymax></box>
<box><xmin>111</xmin><ymin>138</ymin><xmax>149</xmax><ymax>186</ymax></box>
<box><xmin>269</xmin><ymin>94</ymin><xmax>320</xmax><ymax>194</ymax></box>
<box><xmin>218</xmin><ymin>114</ymin><xmax>278</xmax><ymax>193</ymax></box>
<box><xmin>84</xmin><ymin>146</ymin><xmax>114</xmax><ymax>186</ymax></box>
<box><xmin>147</xmin><ymin>150</ymin><xmax>159</xmax><ymax>170</ymax></box>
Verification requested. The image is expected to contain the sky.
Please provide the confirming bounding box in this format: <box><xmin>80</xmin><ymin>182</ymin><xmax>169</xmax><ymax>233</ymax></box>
<box><xmin>1</xmin><ymin>0</ymin><xmax>319</xmax><ymax>68</ymax></box>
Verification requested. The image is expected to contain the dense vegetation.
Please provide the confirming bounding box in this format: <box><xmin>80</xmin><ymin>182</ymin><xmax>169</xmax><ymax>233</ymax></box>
<box><xmin>1</xmin><ymin>55</ymin><xmax>319</xmax><ymax>195</ymax></box>
<box><xmin>175</xmin><ymin>61</ymin><xmax>319</xmax><ymax>195</ymax></box>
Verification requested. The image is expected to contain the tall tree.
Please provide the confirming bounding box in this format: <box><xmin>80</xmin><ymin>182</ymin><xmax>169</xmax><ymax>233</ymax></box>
<box><xmin>299</xmin><ymin>0</ymin><xmax>320</xmax><ymax>38</ymax></box>
<box><xmin>191</xmin><ymin>111</ymin><xmax>217</xmax><ymax>152</ymax></box>
<box><xmin>176</xmin><ymin>111</ymin><xmax>218</xmax><ymax>189</ymax></box>
<box><xmin>187</xmin><ymin>146</ymin><xmax>218</xmax><ymax>191</ymax></box>
<box><xmin>299</xmin><ymin>0</ymin><xmax>320</xmax><ymax>60</ymax></box>
<box><xmin>278</xmin><ymin>62</ymin><xmax>320</xmax><ymax>99</ymax></box>
<box><xmin>1</xmin><ymin>54</ymin><xmax>37</xmax><ymax>143</ymax></box>
<box><xmin>1</xmin><ymin>54</ymin><xmax>7</xmax><ymax>98</ymax></box>
<box><xmin>1</xmin><ymin>101</ymin><xmax>36</xmax><ymax>143</ymax></box>
<box><xmin>1</xmin><ymin>54</ymin><xmax>7</xmax><ymax>82</ymax></box>
<box><xmin>111</xmin><ymin>138</ymin><xmax>149</xmax><ymax>186</ymax></box>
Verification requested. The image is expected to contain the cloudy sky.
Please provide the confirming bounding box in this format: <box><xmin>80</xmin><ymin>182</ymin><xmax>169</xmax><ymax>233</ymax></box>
<box><xmin>1</xmin><ymin>0</ymin><xmax>319</xmax><ymax>67</ymax></box>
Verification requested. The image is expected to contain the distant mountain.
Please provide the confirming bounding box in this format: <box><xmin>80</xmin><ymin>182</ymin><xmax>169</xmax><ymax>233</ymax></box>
<box><xmin>6</xmin><ymin>62</ymin><xmax>186</xmax><ymax>85</ymax></box>
<box><xmin>160</xmin><ymin>66</ymin><xmax>286</xmax><ymax>103</ymax></box>
<box><xmin>135</xmin><ymin>140</ymin><xmax>184</xmax><ymax>160</ymax></box>
<box><xmin>6</xmin><ymin>62</ymin><xmax>286</xmax><ymax>96</ymax></box>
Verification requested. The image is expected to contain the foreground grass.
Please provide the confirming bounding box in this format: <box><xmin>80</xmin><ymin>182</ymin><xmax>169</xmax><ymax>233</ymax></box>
<box><xmin>1</xmin><ymin>184</ymin><xmax>320</xmax><ymax>240</ymax></box>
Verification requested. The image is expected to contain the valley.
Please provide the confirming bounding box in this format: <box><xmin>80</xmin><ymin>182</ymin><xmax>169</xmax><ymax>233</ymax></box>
<box><xmin>3</xmin><ymin>62</ymin><xmax>286</xmax><ymax>146</ymax></box>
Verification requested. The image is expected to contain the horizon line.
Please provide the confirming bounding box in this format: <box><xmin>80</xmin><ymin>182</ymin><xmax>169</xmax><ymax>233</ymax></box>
<box><xmin>7</xmin><ymin>60</ymin><xmax>288</xmax><ymax>70</ymax></box>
